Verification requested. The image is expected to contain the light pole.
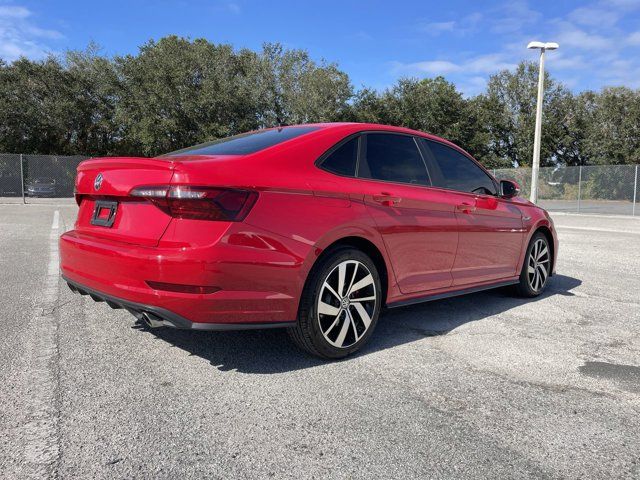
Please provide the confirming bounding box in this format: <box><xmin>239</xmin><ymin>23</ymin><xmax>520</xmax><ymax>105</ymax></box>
<box><xmin>527</xmin><ymin>41</ymin><xmax>559</xmax><ymax>204</ymax></box>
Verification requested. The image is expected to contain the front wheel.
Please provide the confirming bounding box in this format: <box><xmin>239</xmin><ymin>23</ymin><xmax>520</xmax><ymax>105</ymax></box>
<box><xmin>515</xmin><ymin>232</ymin><xmax>551</xmax><ymax>297</ymax></box>
<box><xmin>288</xmin><ymin>248</ymin><xmax>382</xmax><ymax>359</ymax></box>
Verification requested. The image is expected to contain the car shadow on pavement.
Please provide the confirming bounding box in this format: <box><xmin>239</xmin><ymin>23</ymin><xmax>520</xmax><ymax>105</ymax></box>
<box><xmin>136</xmin><ymin>274</ymin><xmax>582</xmax><ymax>374</ymax></box>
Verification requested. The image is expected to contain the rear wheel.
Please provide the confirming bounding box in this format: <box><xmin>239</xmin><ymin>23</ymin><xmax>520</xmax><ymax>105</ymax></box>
<box><xmin>515</xmin><ymin>232</ymin><xmax>551</xmax><ymax>297</ymax></box>
<box><xmin>288</xmin><ymin>248</ymin><xmax>382</xmax><ymax>359</ymax></box>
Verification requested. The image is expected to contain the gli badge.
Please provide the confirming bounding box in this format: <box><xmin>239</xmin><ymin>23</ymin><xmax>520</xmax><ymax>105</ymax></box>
<box><xmin>94</xmin><ymin>173</ymin><xmax>103</xmax><ymax>191</ymax></box>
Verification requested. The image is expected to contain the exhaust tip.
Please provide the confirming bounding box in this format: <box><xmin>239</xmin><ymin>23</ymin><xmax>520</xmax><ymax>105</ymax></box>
<box><xmin>141</xmin><ymin>311</ymin><xmax>166</xmax><ymax>328</ymax></box>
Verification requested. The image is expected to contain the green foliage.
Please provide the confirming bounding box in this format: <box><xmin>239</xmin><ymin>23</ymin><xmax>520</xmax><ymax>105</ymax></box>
<box><xmin>0</xmin><ymin>37</ymin><xmax>639</xmax><ymax>167</ymax></box>
<box><xmin>114</xmin><ymin>36</ymin><xmax>263</xmax><ymax>156</ymax></box>
<box><xmin>579</xmin><ymin>87</ymin><xmax>640</xmax><ymax>166</ymax></box>
<box><xmin>254</xmin><ymin>43</ymin><xmax>352</xmax><ymax>127</ymax></box>
<box><xmin>477</xmin><ymin>62</ymin><xmax>573</xmax><ymax>168</ymax></box>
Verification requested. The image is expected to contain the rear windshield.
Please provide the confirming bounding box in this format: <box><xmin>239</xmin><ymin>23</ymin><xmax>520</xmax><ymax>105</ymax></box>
<box><xmin>163</xmin><ymin>126</ymin><xmax>320</xmax><ymax>156</ymax></box>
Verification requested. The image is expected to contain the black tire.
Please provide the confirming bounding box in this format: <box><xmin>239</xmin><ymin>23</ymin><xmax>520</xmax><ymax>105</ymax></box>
<box><xmin>288</xmin><ymin>247</ymin><xmax>382</xmax><ymax>359</ymax></box>
<box><xmin>514</xmin><ymin>232</ymin><xmax>551</xmax><ymax>297</ymax></box>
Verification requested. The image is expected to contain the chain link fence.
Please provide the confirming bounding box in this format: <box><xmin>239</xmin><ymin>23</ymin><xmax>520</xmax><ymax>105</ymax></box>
<box><xmin>495</xmin><ymin>164</ymin><xmax>639</xmax><ymax>216</ymax></box>
<box><xmin>1</xmin><ymin>153</ymin><xmax>639</xmax><ymax>215</ymax></box>
<box><xmin>0</xmin><ymin>153</ymin><xmax>89</xmax><ymax>203</ymax></box>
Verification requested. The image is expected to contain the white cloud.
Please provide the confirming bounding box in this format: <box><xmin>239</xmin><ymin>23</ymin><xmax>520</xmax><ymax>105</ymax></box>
<box><xmin>212</xmin><ymin>2</ymin><xmax>241</xmax><ymax>15</ymax></box>
<box><xmin>457</xmin><ymin>75</ymin><xmax>489</xmax><ymax>96</ymax></box>
<box><xmin>489</xmin><ymin>0</ymin><xmax>542</xmax><ymax>34</ymax></box>
<box><xmin>418</xmin><ymin>12</ymin><xmax>482</xmax><ymax>37</ymax></box>
<box><xmin>602</xmin><ymin>0</ymin><xmax>640</xmax><ymax>9</ymax></box>
<box><xmin>0</xmin><ymin>5</ymin><xmax>29</xmax><ymax>18</ymax></box>
<box><xmin>348</xmin><ymin>30</ymin><xmax>373</xmax><ymax>42</ymax></box>
<box><xmin>226</xmin><ymin>2</ymin><xmax>241</xmax><ymax>14</ymax></box>
<box><xmin>393</xmin><ymin>54</ymin><xmax>517</xmax><ymax>77</ymax></box>
<box><xmin>396</xmin><ymin>60</ymin><xmax>461</xmax><ymax>75</ymax></box>
<box><xmin>553</xmin><ymin>21</ymin><xmax>614</xmax><ymax>50</ymax></box>
<box><xmin>628</xmin><ymin>31</ymin><xmax>640</xmax><ymax>45</ymax></box>
<box><xmin>0</xmin><ymin>4</ymin><xmax>63</xmax><ymax>61</ymax></box>
<box><xmin>568</xmin><ymin>6</ymin><xmax>619</xmax><ymax>28</ymax></box>
<box><xmin>422</xmin><ymin>21</ymin><xmax>456</xmax><ymax>35</ymax></box>
<box><xmin>391</xmin><ymin>0</ymin><xmax>640</xmax><ymax>94</ymax></box>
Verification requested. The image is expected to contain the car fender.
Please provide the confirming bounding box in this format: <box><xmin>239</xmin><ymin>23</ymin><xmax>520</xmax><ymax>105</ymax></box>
<box><xmin>518</xmin><ymin>214</ymin><xmax>557</xmax><ymax>275</ymax></box>
<box><xmin>297</xmin><ymin>220</ymin><xmax>399</xmax><ymax>302</ymax></box>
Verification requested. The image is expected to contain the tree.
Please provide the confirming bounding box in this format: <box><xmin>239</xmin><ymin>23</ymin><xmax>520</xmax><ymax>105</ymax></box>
<box><xmin>346</xmin><ymin>87</ymin><xmax>394</xmax><ymax>124</ymax></box>
<box><xmin>64</xmin><ymin>44</ymin><xmax>121</xmax><ymax>156</ymax></box>
<box><xmin>581</xmin><ymin>87</ymin><xmax>640</xmax><ymax>165</ymax></box>
<box><xmin>0</xmin><ymin>56</ymin><xmax>76</xmax><ymax>154</ymax></box>
<box><xmin>478</xmin><ymin>61</ymin><xmax>571</xmax><ymax>168</ymax></box>
<box><xmin>251</xmin><ymin>43</ymin><xmax>352</xmax><ymax>127</ymax></box>
<box><xmin>114</xmin><ymin>36</ymin><xmax>262</xmax><ymax>156</ymax></box>
<box><xmin>1</xmin><ymin>37</ymin><xmax>639</xmax><ymax>168</ymax></box>
<box><xmin>347</xmin><ymin>76</ymin><xmax>493</xmax><ymax>163</ymax></box>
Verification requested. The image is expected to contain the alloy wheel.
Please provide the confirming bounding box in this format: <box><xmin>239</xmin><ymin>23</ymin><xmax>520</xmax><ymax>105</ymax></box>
<box><xmin>317</xmin><ymin>260</ymin><xmax>377</xmax><ymax>349</ymax></box>
<box><xmin>527</xmin><ymin>238</ymin><xmax>550</xmax><ymax>292</ymax></box>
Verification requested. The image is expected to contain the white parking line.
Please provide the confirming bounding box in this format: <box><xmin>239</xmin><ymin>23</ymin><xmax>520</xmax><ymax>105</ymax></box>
<box><xmin>51</xmin><ymin>210</ymin><xmax>59</xmax><ymax>230</ymax></box>
<box><xmin>556</xmin><ymin>225</ymin><xmax>640</xmax><ymax>235</ymax></box>
<box><xmin>19</xmin><ymin>210</ymin><xmax>61</xmax><ymax>477</ymax></box>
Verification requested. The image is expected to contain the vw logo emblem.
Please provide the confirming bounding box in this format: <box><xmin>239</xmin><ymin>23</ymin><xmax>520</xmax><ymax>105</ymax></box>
<box><xmin>94</xmin><ymin>173</ymin><xmax>103</xmax><ymax>191</ymax></box>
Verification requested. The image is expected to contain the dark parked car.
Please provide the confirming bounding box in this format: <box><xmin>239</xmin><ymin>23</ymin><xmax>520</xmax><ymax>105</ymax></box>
<box><xmin>0</xmin><ymin>172</ymin><xmax>22</xmax><ymax>196</ymax></box>
<box><xmin>26</xmin><ymin>177</ymin><xmax>56</xmax><ymax>197</ymax></box>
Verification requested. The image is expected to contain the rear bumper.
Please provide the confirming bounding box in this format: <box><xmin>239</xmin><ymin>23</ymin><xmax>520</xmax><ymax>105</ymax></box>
<box><xmin>64</xmin><ymin>276</ymin><xmax>295</xmax><ymax>330</ymax></box>
<box><xmin>59</xmin><ymin>225</ymin><xmax>312</xmax><ymax>326</ymax></box>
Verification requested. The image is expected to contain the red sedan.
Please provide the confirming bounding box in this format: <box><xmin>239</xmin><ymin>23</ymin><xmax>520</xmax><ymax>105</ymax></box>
<box><xmin>60</xmin><ymin>123</ymin><xmax>558</xmax><ymax>358</ymax></box>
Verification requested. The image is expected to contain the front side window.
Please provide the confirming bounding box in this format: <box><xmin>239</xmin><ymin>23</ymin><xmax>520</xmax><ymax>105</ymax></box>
<box><xmin>163</xmin><ymin>126</ymin><xmax>320</xmax><ymax>156</ymax></box>
<box><xmin>358</xmin><ymin>133</ymin><xmax>429</xmax><ymax>185</ymax></box>
<box><xmin>421</xmin><ymin>139</ymin><xmax>496</xmax><ymax>195</ymax></box>
<box><xmin>320</xmin><ymin>137</ymin><xmax>358</xmax><ymax>176</ymax></box>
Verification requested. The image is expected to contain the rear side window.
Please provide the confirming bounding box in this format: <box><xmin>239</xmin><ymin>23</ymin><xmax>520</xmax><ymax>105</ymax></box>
<box><xmin>421</xmin><ymin>139</ymin><xmax>497</xmax><ymax>195</ymax></box>
<box><xmin>163</xmin><ymin>126</ymin><xmax>320</xmax><ymax>156</ymax></box>
<box><xmin>320</xmin><ymin>137</ymin><xmax>358</xmax><ymax>176</ymax></box>
<box><xmin>359</xmin><ymin>133</ymin><xmax>429</xmax><ymax>185</ymax></box>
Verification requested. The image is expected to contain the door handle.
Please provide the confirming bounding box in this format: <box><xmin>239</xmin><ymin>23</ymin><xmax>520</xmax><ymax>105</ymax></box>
<box><xmin>456</xmin><ymin>202</ymin><xmax>476</xmax><ymax>213</ymax></box>
<box><xmin>372</xmin><ymin>193</ymin><xmax>401</xmax><ymax>207</ymax></box>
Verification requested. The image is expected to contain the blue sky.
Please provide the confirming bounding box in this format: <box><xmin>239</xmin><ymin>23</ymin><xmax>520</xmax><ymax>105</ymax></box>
<box><xmin>1</xmin><ymin>0</ymin><xmax>639</xmax><ymax>96</ymax></box>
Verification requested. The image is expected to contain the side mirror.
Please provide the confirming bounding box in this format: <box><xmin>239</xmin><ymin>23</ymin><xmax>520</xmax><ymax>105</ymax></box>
<box><xmin>500</xmin><ymin>179</ymin><xmax>520</xmax><ymax>199</ymax></box>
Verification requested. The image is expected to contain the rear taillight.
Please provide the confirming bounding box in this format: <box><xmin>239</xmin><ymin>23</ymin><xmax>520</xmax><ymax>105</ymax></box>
<box><xmin>130</xmin><ymin>185</ymin><xmax>258</xmax><ymax>221</ymax></box>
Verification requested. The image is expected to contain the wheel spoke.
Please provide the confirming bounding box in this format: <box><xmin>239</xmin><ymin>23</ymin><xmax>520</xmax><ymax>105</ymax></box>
<box><xmin>538</xmin><ymin>264</ymin><xmax>548</xmax><ymax>283</ymax></box>
<box><xmin>351</xmin><ymin>295</ymin><xmax>376</xmax><ymax>302</ymax></box>
<box><xmin>337</xmin><ymin>262</ymin><xmax>346</xmax><ymax>297</ymax></box>
<box><xmin>347</xmin><ymin>310</ymin><xmax>360</xmax><ymax>341</ymax></box>
<box><xmin>537</xmin><ymin>246</ymin><xmax>548</xmax><ymax>261</ymax></box>
<box><xmin>352</xmin><ymin>302</ymin><xmax>372</xmax><ymax>329</ymax></box>
<box><xmin>318</xmin><ymin>301</ymin><xmax>340</xmax><ymax>317</ymax></box>
<box><xmin>530</xmin><ymin>265</ymin><xmax>539</xmax><ymax>290</ymax></box>
<box><xmin>323</xmin><ymin>311</ymin><xmax>342</xmax><ymax>336</ymax></box>
<box><xmin>323</xmin><ymin>282</ymin><xmax>341</xmax><ymax>301</ymax></box>
<box><xmin>346</xmin><ymin>262</ymin><xmax>358</xmax><ymax>297</ymax></box>
<box><xmin>350</xmin><ymin>273</ymin><xmax>373</xmax><ymax>293</ymax></box>
<box><xmin>317</xmin><ymin>259</ymin><xmax>377</xmax><ymax>349</ymax></box>
<box><xmin>334</xmin><ymin>315</ymin><xmax>350</xmax><ymax>347</ymax></box>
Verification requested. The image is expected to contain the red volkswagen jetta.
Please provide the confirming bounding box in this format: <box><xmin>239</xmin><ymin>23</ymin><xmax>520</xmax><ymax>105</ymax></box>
<box><xmin>60</xmin><ymin>123</ymin><xmax>557</xmax><ymax>358</ymax></box>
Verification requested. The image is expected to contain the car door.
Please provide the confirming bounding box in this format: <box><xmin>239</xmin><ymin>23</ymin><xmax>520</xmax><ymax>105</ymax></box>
<box><xmin>355</xmin><ymin>132</ymin><xmax>459</xmax><ymax>294</ymax></box>
<box><xmin>418</xmin><ymin>138</ymin><xmax>525</xmax><ymax>287</ymax></box>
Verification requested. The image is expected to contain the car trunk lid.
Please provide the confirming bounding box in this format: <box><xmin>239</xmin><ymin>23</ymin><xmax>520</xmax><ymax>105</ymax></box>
<box><xmin>74</xmin><ymin>157</ymin><xmax>177</xmax><ymax>247</ymax></box>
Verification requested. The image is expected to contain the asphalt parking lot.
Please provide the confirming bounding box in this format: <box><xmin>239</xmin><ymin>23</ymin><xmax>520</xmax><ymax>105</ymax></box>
<box><xmin>1</xmin><ymin>201</ymin><xmax>639</xmax><ymax>479</ymax></box>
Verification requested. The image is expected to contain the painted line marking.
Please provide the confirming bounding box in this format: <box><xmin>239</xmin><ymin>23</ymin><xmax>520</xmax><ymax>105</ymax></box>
<box><xmin>51</xmin><ymin>210</ymin><xmax>59</xmax><ymax>230</ymax></box>
<box><xmin>556</xmin><ymin>225</ymin><xmax>640</xmax><ymax>235</ymax></box>
<box><xmin>19</xmin><ymin>210</ymin><xmax>61</xmax><ymax>478</ymax></box>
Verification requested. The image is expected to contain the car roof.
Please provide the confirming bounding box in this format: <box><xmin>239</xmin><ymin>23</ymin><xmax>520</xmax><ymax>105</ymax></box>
<box><xmin>300</xmin><ymin>122</ymin><xmax>470</xmax><ymax>156</ymax></box>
